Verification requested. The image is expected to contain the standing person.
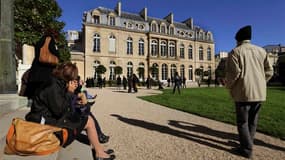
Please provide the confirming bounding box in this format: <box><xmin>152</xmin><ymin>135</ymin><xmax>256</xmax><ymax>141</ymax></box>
<box><xmin>225</xmin><ymin>25</ymin><xmax>273</xmax><ymax>158</ymax></box>
<box><xmin>25</xmin><ymin>30</ymin><xmax>60</xmax><ymax>100</ymax></box>
<box><xmin>116</xmin><ymin>75</ymin><xmax>122</xmax><ymax>90</ymax></box>
<box><xmin>25</xmin><ymin>62</ymin><xmax>115</xmax><ymax>160</ymax></box>
<box><xmin>122</xmin><ymin>76</ymin><xmax>127</xmax><ymax>90</ymax></box>
<box><xmin>172</xmin><ymin>72</ymin><xmax>181</xmax><ymax>94</ymax></box>
<box><xmin>167</xmin><ymin>78</ymin><xmax>171</xmax><ymax>87</ymax></box>
<box><xmin>132</xmin><ymin>74</ymin><xmax>139</xmax><ymax>92</ymax></box>
<box><xmin>127</xmin><ymin>75</ymin><xmax>133</xmax><ymax>93</ymax></box>
<box><xmin>182</xmin><ymin>76</ymin><xmax>186</xmax><ymax>88</ymax></box>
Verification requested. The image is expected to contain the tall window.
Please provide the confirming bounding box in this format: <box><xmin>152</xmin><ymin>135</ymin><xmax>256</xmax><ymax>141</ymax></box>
<box><xmin>208</xmin><ymin>66</ymin><xmax>212</xmax><ymax>78</ymax></box>
<box><xmin>109</xmin><ymin>16</ymin><xmax>115</xmax><ymax>26</ymax></box>
<box><xmin>151</xmin><ymin>23</ymin><xmax>157</xmax><ymax>32</ymax></box>
<box><xmin>180</xmin><ymin>65</ymin><xmax>185</xmax><ymax>78</ymax></box>
<box><xmin>169</xmin><ymin>26</ymin><xmax>174</xmax><ymax>35</ymax></box>
<box><xmin>127</xmin><ymin>37</ymin><xmax>133</xmax><ymax>55</ymax></box>
<box><xmin>170</xmin><ymin>64</ymin><xmax>177</xmax><ymax>78</ymax></box>
<box><xmin>162</xmin><ymin>64</ymin><xmax>168</xmax><ymax>80</ymax></box>
<box><xmin>207</xmin><ymin>47</ymin><xmax>212</xmax><ymax>61</ymax></box>
<box><xmin>188</xmin><ymin>45</ymin><xmax>193</xmax><ymax>59</ymax></box>
<box><xmin>151</xmin><ymin>63</ymin><xmax>158</xmax><ymax>80</ymax></box>
<box><xmin>180</xmin><ymin>44</ymin><xmax>185</xmax><ymax>59</ymax></box>
<box><xmin>138</xmin><ymin>62</ymin><xmax>145</xmax><ymax>80</ymax></box>
<box><xmin>138</xmin><ymin>39</ymin><xmax>144</xmax><ymax>56</ymax></box>
<box><xmin>109</xmin><ymin>35</ymin><xmax>116</xmax><ymax>52</ymax></box>
<box><xmin>93</xmin><ymin>60</ymin><xmax>100</xmax><ymax>79</ymax></box>
<box><xmin>160</xmin><ymin>41</ymin><xmax>167</xmax><ymax>57</ymax></box>
<box><xmin>93</xmin><ymin>15</ymin><xmax>100</xmax><ymax>24</ymax></box>
<box><xmin>199</xmin><ymin>46</ymin><xmax>203</xmax><ymax>60</ymax></box>
<box><xmin>109</xmin><ymin>61</ymin><xmax>116</xmax><ymax>80</ymax></box>
<box><xmin>188</xmin><ymin>65</ymin><xmax>193</xmax><ymax>80</ymax></box>
<box><xmin>151</xmin><ymin>40</ymin><xmax>158</xmax><ymax>56</ymax></box>
<box><xmin>127</xmin><ymin>62</ymin><xmax>133</xmax><ymax>77</ymax></box>
<box><xmin>161</xmin><ymin>25</ymin><xmax>166</xmax><ymax>34</ymax></box>
<box><xmin>169</xmin><ymin>42</ymin><xmax>175</xmax><ymax>57</ymax></box>
<box><xmin>93</xmin><ymin>34</ymin><xmax>100</xmax><ymax>52</ymax></box>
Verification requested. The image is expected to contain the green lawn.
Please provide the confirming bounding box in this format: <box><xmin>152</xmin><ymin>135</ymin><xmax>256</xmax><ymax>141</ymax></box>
<box><xmin>139</xmin><ymin>87</ymin><xmax>285</xmax><ymax>140</ymax></box>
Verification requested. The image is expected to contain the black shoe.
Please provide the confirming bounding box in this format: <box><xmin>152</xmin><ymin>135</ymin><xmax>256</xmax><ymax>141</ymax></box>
<box><xmin>95</xmin><ymin>155</ymin><xmax>115</xmax><ymax>160</ymax></box>
<box><xmin>99</xmin><ymin>134</ymin><xmax>109</xmax><ymax>143</ymax></box>
<box><xmin>105</xmin><ymin>149</ymin><xmax>114</xmax><ymax>154</ymax></box>
<box><xmin>230</xmin><ymin>147</ymin><xmax>252</xmax><ymax>159</ymax></box>
<box><xmin>87</xmin><ymin>101</ymin><xmax>95</xmax><ymax>106</ymax></box>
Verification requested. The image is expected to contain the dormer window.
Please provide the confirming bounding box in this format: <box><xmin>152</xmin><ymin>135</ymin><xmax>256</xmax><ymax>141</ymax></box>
<box><xmin>93</xmin><ymin>15</ymin><xmax>100</xmax><ymax>24</ymax></box>
<box><xmin>127</xmin><ymin>23</ymin><xmax>133</xmax><ymax>29</ymax></box>
<box><xmin>161</xmin><ymin>25</ymin><xmax>166</xmax><ymax>34</ymax></box>
<box><xmin>169</xmin><ymin>26</ymin><xmax>174</xmax><ymax>35</ymax></box>
<box><xmin>138</xmin><ymin>24</ymin><xmax>144</xmax><ymax>30</ymax></box>
<box><xmin>110</xmin><ymin>16</ymin><xmax>115</xmax><ymax>26</ymax></box>
<box><xmin>151</xmin><ymin>23</ymin><xmax>157</xmax><ymax>32</ymax></box>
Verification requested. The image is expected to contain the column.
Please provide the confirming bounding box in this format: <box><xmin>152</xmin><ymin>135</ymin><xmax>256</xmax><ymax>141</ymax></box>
<box><xmin>0</xmin><ymin>0</ymin><xmax>17</xmax><ymax>93</ymax></box>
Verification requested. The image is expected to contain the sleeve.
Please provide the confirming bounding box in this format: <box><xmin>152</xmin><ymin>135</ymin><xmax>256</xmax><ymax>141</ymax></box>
<box><xmin>43</xmin><ymin>83</ymin><xmax>71</xmax><ymax>119</ymax></box>
<box><xmin>264</xmin><ymin>53</ymin><xmax>274</xmax><ymax>82</ymax></box>
<box><xmin>225</xmin><ymin>50</ymin><xmax>241</xmax><ymax>89</ymax></box>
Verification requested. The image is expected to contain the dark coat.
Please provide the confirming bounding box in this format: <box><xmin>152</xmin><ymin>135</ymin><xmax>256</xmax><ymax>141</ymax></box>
<box><xmin>25</xmin><ymin>35</ymin><xmax>59</xmax><ymax>98</ymax></box>
<box><xmin>25</xmin><ymin>77</ymin><xmax>86</xmax><ymax>131</ymax></box>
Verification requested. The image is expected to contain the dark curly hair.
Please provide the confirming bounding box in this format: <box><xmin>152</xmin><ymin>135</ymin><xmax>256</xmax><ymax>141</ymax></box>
<box><xmin>53</xmin><ymin>62</ymin><xmax>78</xmax><ymax>82</ymax></box>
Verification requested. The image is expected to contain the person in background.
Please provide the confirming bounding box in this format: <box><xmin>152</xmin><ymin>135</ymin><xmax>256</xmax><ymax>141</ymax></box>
<box><xmin>225</xmin><ymin>25</ymin><xmax>273</xmax><ymax>159</ymax></box>
<box><xmin>116</xmin><ymin>75</ymin><xmax>122</xmax><ymax>90</ymax></box>
<box><xmin>172</xmin><ymin>72</ymin><xmax>181</xmax><ymax>94</ymax></box>
<box><xmin>122</xmin><ymin>76</ymin><xmax>127</xmax><ymax>90</ymax></box>
<box><xmin>25</xmin><ymin>62</ymin><xmax>115</xmax><ymax>160</ymax></box>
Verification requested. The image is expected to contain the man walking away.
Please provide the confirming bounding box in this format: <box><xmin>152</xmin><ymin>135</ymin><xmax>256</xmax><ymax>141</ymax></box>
<box><xmin>225</xmin><ymin>25</ymin><xmax>273</xmax><ymax>158</ymax></box>
<box><xmin>172</xmin><ymin>72</ymin><xmax>181</xmax><ymax>94</ymax></box>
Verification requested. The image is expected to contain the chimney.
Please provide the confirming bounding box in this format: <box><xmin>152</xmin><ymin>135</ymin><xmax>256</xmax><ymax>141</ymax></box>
<box><xmin>115</xmin><ymin>1</ymin><xmax>121</xmax><ymax>16</ymax></box>
<box><xmin>164</xmin><ymin>12</ymin><xmax>173</xmax><ymax>24</ymax></box>
<box><xmin>183</xmin><ymin>18</ymin><xmax>193</xmax><ymax>29</ymax></box>
<box><xmin>139</xmin><ymin>7</ymin><xmax>147</xmax><ymax>21</ymax></box>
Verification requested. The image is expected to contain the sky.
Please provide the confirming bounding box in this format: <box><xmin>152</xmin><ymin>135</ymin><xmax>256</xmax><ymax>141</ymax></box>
<box><xmin>56</xmin><ymin>0</ymin><xmax>285</xmax><ymax>53</ymax></box>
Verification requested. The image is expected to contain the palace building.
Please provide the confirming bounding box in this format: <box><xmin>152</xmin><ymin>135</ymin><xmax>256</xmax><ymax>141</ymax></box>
<box><xmin>71</xmin><ymin>2</ymin><xmax>215</xmax><ymax>85</ymax></box>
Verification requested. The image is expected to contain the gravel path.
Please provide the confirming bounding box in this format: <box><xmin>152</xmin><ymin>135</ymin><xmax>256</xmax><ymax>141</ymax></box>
<box><xmin>87</xmin><ymin>87</ymin><xmax>285</xmax><ymax>160</ymax></box>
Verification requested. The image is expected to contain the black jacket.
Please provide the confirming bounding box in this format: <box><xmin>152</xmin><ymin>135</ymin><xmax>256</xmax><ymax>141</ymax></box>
<box><xmin>25</xmin><ymin>77</ymin><xmax>84</xmax><ymax>130</ymax></box>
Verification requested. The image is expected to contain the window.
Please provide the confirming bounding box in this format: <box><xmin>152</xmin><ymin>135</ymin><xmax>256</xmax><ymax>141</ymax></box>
<box><xmin>138</xmin><ymin>24</ymin><xmax>144</xmax><ymax>30</ymax></box>
<box><xmin>93</xmin><ymin>34</ymin><xmax>100</xmax><ymax>52</ymax></box>
<box><xmin>162</xmin><ymin>64</ymin><xmax>168</xmax><ymax>80</ymax></box>
<box><xmin>93</xmin><ymin>60</ymin><xmax>100</xmax><ymax>79</ymax></box>
<box><xmin>208</xmin><ymin>66</ymin><xmax>212</xmax><ymax>78</ymax></box>
<box><xmin>207</xmin><ymin>47</ymin><xmax>211</xmax><ymax>61</ymax></box>
<box><xmin>169</xmin><ymin>42</ymin><xmax>175</xmax><ymax>57</ymax></box>
<box><xmin>188</xmin><ymin>45</ymin><xmax>193</xmax><ymax>59</ymax></box>
<box><xmin>127</xmin><ymin>23</ymin><xmax>133</xmax><ymax>29</ymax></box>
<box><xmin>110</xmin><ymin>16</ymin><xmax>115</xmax><ymax>26</ymax></box>
<box><xmin>199</xmin><ymin>47</ymin><xmax>204</xmax><ymax>60</ymax></box>
<box><xmin>188</xmin><ymin>65</ymin><xmax>193</xmax><ymax>80</ymax></box>
<box><xmin>180</xmin><ymin>65</ymin><xmax>185</xmax><ymax>78</ymax></box>
<box><xmin>151</xmin><ymin>40</ymin><xmax>158</xmax><ymax>56</ymax></box>
<box><xmin>161</xmin><ymin>25</ymin><xmax>166</xmax><ymax>34</ymax></box>
<box><xmin>151</xmin><ymin>63</ymin><xmax>159</xmax><ymax>80</ymax></box>
<box><xmin>93</xmin><ymin>15</ymin><xmax>100</xmax><ymax>24</ymax></box>
<box><xmin>109</xmin><ymin>35</ymin><xmax>116</xmax><ymax>52</ymax></box>
<box><xmin>151</xmin><ymin>23</ymin><xmax>157</xmax><ymax>32</ymax></box>
<box><xmin>109</xmin><ymin>61</ymin><xmax>116</xmax><ymax>80</ymax></box>
<box><xmin>170</xmin><ymin>64</ymin><xmax>177</xmax><ymax>78</ymax></box>
<box><xmin>127</xmin><ymin>62</ymin><xmax>133</xmax><ymax>77</ymax></box>
<box><xmin>160</xmin><ymin>41</ymin><xmax>167</xmax><ymax>57</ymax></box>
<box><xmin>138</xmin><ymin>39</ymin><xmax>144</xmax><ymax>56</ymax></box>
<box><xmin>127</xmin><ymin>37</ymin><xmax>133</xmax><ymax>55</ymax></box>
<box><xmin>138</xmin><ymin>62</ymin><xmax>145</xmax><ymax>80</ymax></box>
<box><xmin>180</xmin><ymin>44</ymin><xmax>185</xmax><ymax>59</ymax></box>
<box><xmin>169</xmin><ymin>26</ymin><xmax>174</xmax><ymax>35</ymax></box>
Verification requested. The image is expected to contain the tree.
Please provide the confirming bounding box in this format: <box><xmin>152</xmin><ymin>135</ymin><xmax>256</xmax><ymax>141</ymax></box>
<box><xmin>114</xmin><ymin>66</ymin><xmax>123</xmax><ymax>76</ymax></box>
<box><xmin>137</xmin><ymin>67</ymin><xmax>145</xmax><ymax>80</ymax></box>
<box><xmin>96</xmin><ymin>65</ymin><xmax>106</xmax><ymax>75</ymax></box>
<box><xmin>149</xmin><ymin>65</ymin><xmax>158</xmax><ymax>80</ymax></box>
<box><xmin>195</xmin><ymin>68</ymin><xmax>204</xmax><ymax>87</ymax></box>
<box><xmin>14</xmin><ymin>0</ymin><xmax>70</xmax><ymax>61</ymax></box>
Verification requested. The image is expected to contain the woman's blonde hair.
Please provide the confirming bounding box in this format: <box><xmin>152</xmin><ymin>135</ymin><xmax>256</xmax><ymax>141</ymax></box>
<box><xmin>53</xmin><ymin>62</ymin><xmax>78</xmax><ymax>82</ymax></box>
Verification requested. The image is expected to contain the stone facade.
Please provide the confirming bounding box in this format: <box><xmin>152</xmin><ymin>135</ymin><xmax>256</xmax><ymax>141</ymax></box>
<box><xmin>73</xmin><ymin>2</ymin><xmax>215</xmax><ymax>84</ymax></box>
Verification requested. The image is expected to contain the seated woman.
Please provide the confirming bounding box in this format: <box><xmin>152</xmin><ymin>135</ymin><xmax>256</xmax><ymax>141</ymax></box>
<box><xmin>25</xmin><ymin>62</ymin><xmax>114</xmax><ymax>160</ymax></box>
